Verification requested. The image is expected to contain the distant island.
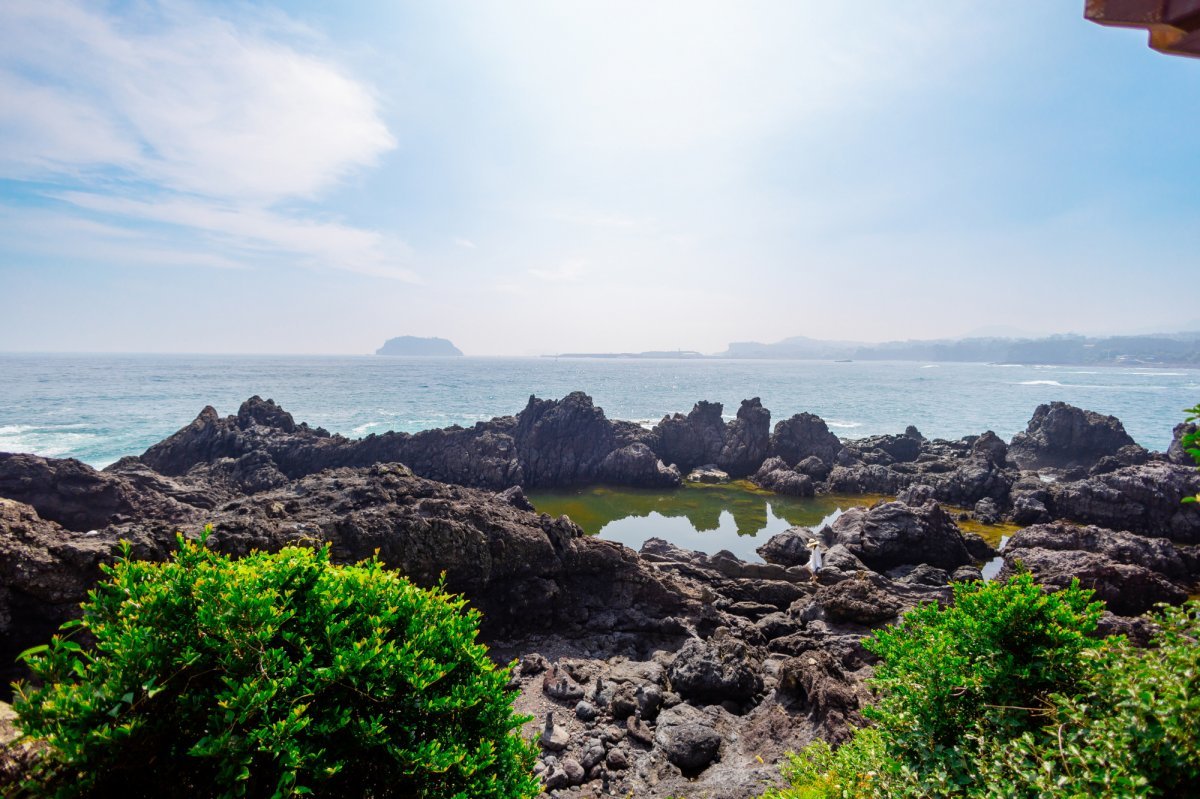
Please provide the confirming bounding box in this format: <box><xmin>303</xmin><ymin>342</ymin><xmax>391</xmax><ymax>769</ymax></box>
<box><xmin>549</xmin><ymin>332</ymin><xmax>1200</xmax><ymax>367</ymax></box>
<box><xmin>375</xmin><ymin>336</ymin><xmax>463</xmax><ymax>357</ymax></box>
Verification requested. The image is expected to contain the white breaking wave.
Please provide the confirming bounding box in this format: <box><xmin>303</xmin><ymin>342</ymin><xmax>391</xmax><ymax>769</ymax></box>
<box><xmin>0</xmin><ymin>424</ymin><xmax>35</xmax><ymax>435</ymax></box>
<box><xmin>920</xmin><ymin>364</ymin><xmax>939</xmax><ymax>369</ymax></box>
<box><xmin>0</xmin><ymin>429</ymin><xmax>100</xmax><ymax>458</ymax></box>
<box><xmin>826</xmin><ymin>419</ymin><xmax>863</xmax><ymax>429</ymax></box>
<box><xmin>1019</xmin><ymin>380</ymin><xmax>1063</xmax><ymax>386</ymax></box>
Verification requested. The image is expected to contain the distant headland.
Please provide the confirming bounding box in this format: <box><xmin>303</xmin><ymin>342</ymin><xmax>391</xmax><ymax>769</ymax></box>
<box><xmin>375</xmin><ymin>336</ymin><xmax>463</xmax><ymax>357</ymax></box>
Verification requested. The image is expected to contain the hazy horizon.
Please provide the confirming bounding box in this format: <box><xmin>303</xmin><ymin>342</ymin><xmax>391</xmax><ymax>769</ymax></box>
<box><xmin>5</xmin><ymin>324</ymin><xmax>1200</xmax><ymax>359</ymax></box>
<box><xmin>2</xmin><ymin>2</ymin><xmax>1199</xmax><ymax>356</ymax></box>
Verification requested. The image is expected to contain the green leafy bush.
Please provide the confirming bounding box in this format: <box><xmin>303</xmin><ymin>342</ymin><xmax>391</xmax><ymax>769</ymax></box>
<box><xmin>865</xmin><ymin>573</ymin><xmax>1103</xmax><ymax>753</ymax></box>
<box><xmin>764</xmin><ymin>580</ymin><xmax>1200</xmax><ymax>799</ymax></box>
<box><xmin>972</xmin><ymin>600</ymin><xmax>1200</xmax><ymax>798</ymax></box>
<box><xmin>1183</xmin><ymin>403</ymin><xmax>1200</xmax><ymax>503</ymax></box>
<box><xmin>758</xmin><ymin>727</ymin><xmax>887</xmax><ymax>799</ymax></box>
<box><xmin>12</xmin><ymin>535</ymin><xmax>539</xmax><ymax>799</ymax></box>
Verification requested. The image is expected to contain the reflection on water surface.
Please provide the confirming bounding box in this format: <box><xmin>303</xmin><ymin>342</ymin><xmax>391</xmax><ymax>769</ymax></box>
<box><xmin>527</xmin><ymin>482</ymin><xmax>888</xmax><ymax>562</ymax></box>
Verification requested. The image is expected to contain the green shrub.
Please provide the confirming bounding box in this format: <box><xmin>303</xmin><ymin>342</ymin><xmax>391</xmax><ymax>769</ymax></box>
<box><xmin>971</xmin><ymin>600</ymin><xmax>1200</xmax><ymax>798</ymax></box>
<box><xmin>865</xmin><ymin>572</ymin><xmax>1103</xmax><ymax>751</ymax></box>
<box><xmin>763</xmin><ymin>582</ymin><xmax>1200</xmax><ymax>799</ymax></box>
<box><xmin>1183</xmin><ymin>403</ymin><xmax>1200</xmax><ymax>504</ymax></box>
<box><xmin>12</xmin><ymin>534</ymin><xmax>539</xmax><ymax>799</ymax></box>
<box><xmin>758</xmin><ymin>727</ymin><xmax>888</xmax><ymax>799</ymax></box>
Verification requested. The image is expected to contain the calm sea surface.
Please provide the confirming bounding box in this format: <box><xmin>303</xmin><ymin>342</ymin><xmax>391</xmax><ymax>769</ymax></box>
<box><xmin>2</xmin><ymin>354</ymin><xmax>1197</xmax><ymax>469</ymax></box>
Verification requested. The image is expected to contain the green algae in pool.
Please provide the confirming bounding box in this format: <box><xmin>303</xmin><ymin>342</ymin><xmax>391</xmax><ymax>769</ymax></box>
<box><xmin>526</xmin><ymin>481</ymin><xmax>889</xmax><ymax>563</ymax></box>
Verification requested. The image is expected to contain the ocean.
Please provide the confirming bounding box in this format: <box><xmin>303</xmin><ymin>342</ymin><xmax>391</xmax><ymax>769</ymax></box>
<box><xmin>2</xmin><ymin>354</ymin><xmax>1198</xmax><ymax>469</ymax></box>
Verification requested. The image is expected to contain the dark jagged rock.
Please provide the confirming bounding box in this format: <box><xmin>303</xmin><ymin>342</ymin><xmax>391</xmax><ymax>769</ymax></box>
<box><xmin>1050</xmin><ymin>462</ymin><xmax>1200</xmax><ymax>544</ymax></box>
<box><xmin>962</xmin><ymin>533</ymin><xmax>997</xmax><ymax>562</ymax></box>
<box><xmin>816</xmin><ymin>577</ymin><xmax>905</xmax><ymax>625</ymax></box>
<box><xmin>970</xmin><ymin>431</ymin><xmax>1008</xmax><ymax>467</ymax></box>
<box><xmin>826</xmin><ymin>463</ymin><xmax>903</xmax><ymax>495</ymax></box>
<box><xmin>896</xmin><ymin>483</ymin><xmax>936</xmax><ymax>507</ymax></box>
<box><xmin>886</xmin><ymin>563</ymin><xmax>950</xmax><ymax>587</ymax></box>
<box><xmin>974</xmin><ymin>497</ymin><xmax>1000</xmax><ymax>524</ymax></box>
<box><xmin>123</xmin><ymin>394</ymin><xmax>1196</xmax><ymax>550</ymax></box>
<box><xmin>352</xmin><ymin>419</ymin><xmax>524</xmax><ymax>488</ymax></box>
<box><xmin>756</xmin><ymin>528</ymin><xmax>817</xmax><ymax>568</ymax></box>
<box><xmin>795</xmin><ymin>455</ymin><xmax>831</xmax><ymax>480</ymax></box>
<box><xmin>0</xmin><ymin>463</ymin><xmax>700</xmax><ymax>687</ymax></box>
<box><xmin>1008</xmin><ymin>402</ymin><xmax>1136</xmax><ymax>471</ymax></box>
<box><xmin>515</xmin><ymin>393</ymin><xmax>628</xmax><ymax>487</ymax></box>
<box><xmin>600</xmin><ymin>443</ymin><xmax>682</xmax><ymax>488</ymax></box>
<box><xmin>717</xmin><ymin>399</ymin><xmax>771</xmax><ymax>478</ymax></box>
<box><xmin>650</xmin><ymin>401</ymin><xmax>728</xmax><ymax>475</ymax></box>
<box><xmin>498</xmin><ymin>485</ymin><xmax>535</xmax><ymax>511</ymax></box>
<box><xmin>827</xmin><ymin>501</ymin><xmax>974</xmax><ymax>572</ymax></box>
<box><xmin>818</xmin><ymin>544</ymin><xmax>871</xmax><ymax>578</ymax></box>
<box><xmin>1000</xmin><ymin>522</ymin><xmax>1193</xmax><ymax>616</ymax></box>
<box><xmin>137</xmin><ymin>404</ymin><xmax>240</xmax><ymax>476</ymax></box>
<box><xmin>751</xmin><ymin>457</ymin><xmax>814</xmax><ymax>497</ymax></box>
<box><xmin>203</xmin><ymin>464</ymin><xmax>695</xmax><ymax>639</ymax></box>
<box><xmin>137</xmin><ymin>393</ymin><xmax>681</xmax><ymax>492</ymax></box>
<box><xmin>768</xmin><ymin>413</ymin><xmax>844</xmax><ymax>467</ymax></box>
<box><xmin>919</xmin><ymin>457</ymin><xmax>1015</xmax><ymax>509</ymax></box>
<box><xmin>0</xmin><ymin>453</ymin><xmax>191</xmax><ymax>532</ymax></box>
<box><xmin>776</xmin><ymin>650</ymin><xmax>869</xmax><ymax>743</ymax></box>
<box><xmin>237</xmin><ymin>395</ymin><xmax>297</xmax><ymax>433</ymax></box>
<box><xmin>667</xmin><ymin>632</ymin><xmax>763</xmax><ymax>704</ymax></box>
<box><xmin>0</xmin><ymin>498</ymin><xmax>177</xmax><ymax>690</ymax></box>
<box><xmin>654</xmin><ymin>705</ymin><xmax>723</xmax><ymax>775</ymax></box>
<box><xmin>104</xmin><ymin>457</ymin><xmax>226</xmax><ymax>509</ymax></box>
<box><xmin>1004</xmin><ymin>523</ymin><xmax>1192</xmax><ymax>581</ymax></box>
<box><xmin>844</xmin><ymin>430</ymin><xmax>923</xmax><ymax>465</ymax></box>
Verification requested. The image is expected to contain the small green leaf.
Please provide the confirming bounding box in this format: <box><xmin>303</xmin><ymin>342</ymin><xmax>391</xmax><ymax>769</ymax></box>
<box><xmin>15</xmin><ymin>644</ymin><xmax>49</xmax><ymax>662</ymax></box>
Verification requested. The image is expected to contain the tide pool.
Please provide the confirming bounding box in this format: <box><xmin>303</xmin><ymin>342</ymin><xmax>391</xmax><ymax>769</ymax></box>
<box><xmin>527</xmin><ymin>482</ymin><xmax>890</xmax><ymax>561</ymax></box>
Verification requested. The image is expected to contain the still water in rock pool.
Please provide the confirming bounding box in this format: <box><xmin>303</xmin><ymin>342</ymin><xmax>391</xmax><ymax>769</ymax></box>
<box><xmin>527</xmin><ymin>482</ymin><xmax>890</xmax><ymax>562</ymax></box>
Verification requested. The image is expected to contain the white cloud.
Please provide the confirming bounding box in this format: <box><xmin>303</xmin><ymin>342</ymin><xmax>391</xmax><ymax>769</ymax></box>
<box><xmin>0</xmin><ymin>0</ymin><xmax>409</xmax><ymax>279</ymax></box>
<box><xmin>55</xmin><ymin>192</ymin><xmax>418</xmax><ymax>281</ymax></box>
<box><xmin>455</xmin><ymin>238</ymin><xmax>477</xmax><ymax>249</ymax></box>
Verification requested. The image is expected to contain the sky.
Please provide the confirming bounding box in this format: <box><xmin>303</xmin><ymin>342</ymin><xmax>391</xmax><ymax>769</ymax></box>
<box><xmin>0</xmin><ymin>1</ymin><xmax>1198</xmax><ymax>356</ymax></box>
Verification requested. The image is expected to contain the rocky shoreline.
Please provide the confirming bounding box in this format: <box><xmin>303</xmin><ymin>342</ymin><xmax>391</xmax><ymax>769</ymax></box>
<box><xmin>1</xmin><ymin>394</ymin><xmax>1198</xmax><ymax>797</ymax></box>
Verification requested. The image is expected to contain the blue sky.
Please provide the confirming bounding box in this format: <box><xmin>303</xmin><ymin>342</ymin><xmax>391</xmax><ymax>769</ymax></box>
<box><xmin>1</xmin><ymin>0</ymin><xmax>1198</xmax><ymax>355</ymax></box>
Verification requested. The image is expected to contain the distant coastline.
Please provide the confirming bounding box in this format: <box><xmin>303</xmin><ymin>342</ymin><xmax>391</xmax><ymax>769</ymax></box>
<box><xmin>547</xmin><ymin>332</ymin><xmax>1200</xmax><ymax>368</ymax></box>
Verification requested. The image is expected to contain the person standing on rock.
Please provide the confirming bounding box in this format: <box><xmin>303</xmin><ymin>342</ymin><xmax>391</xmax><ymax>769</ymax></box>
<box><xmin>807</xmin><ymin>538</ymin><xmax>823</xmax><ymax>576</ymax></box>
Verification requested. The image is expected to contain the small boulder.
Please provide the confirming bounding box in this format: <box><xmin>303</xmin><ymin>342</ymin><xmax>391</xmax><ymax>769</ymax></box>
<box><xmin>540</xmin><ymin>712</ymin><xmax>570</xmax><ymax>751</ymax></box>
<box><xmin>667</xmin><ymin>634</ymin><xmax>763</xmax><ymax>704</ymax></box>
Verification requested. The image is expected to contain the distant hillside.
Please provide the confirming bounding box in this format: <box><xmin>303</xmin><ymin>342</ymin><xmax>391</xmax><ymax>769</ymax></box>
<box><xmin>721</xmin><ymin>333</ymin><xmax>1200</xmax><ymax>366</ymax></box>
<box><xmin>375</xmin><ymin>336</ymin><xmax>463</xmax><ymax>357</ymax></box>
